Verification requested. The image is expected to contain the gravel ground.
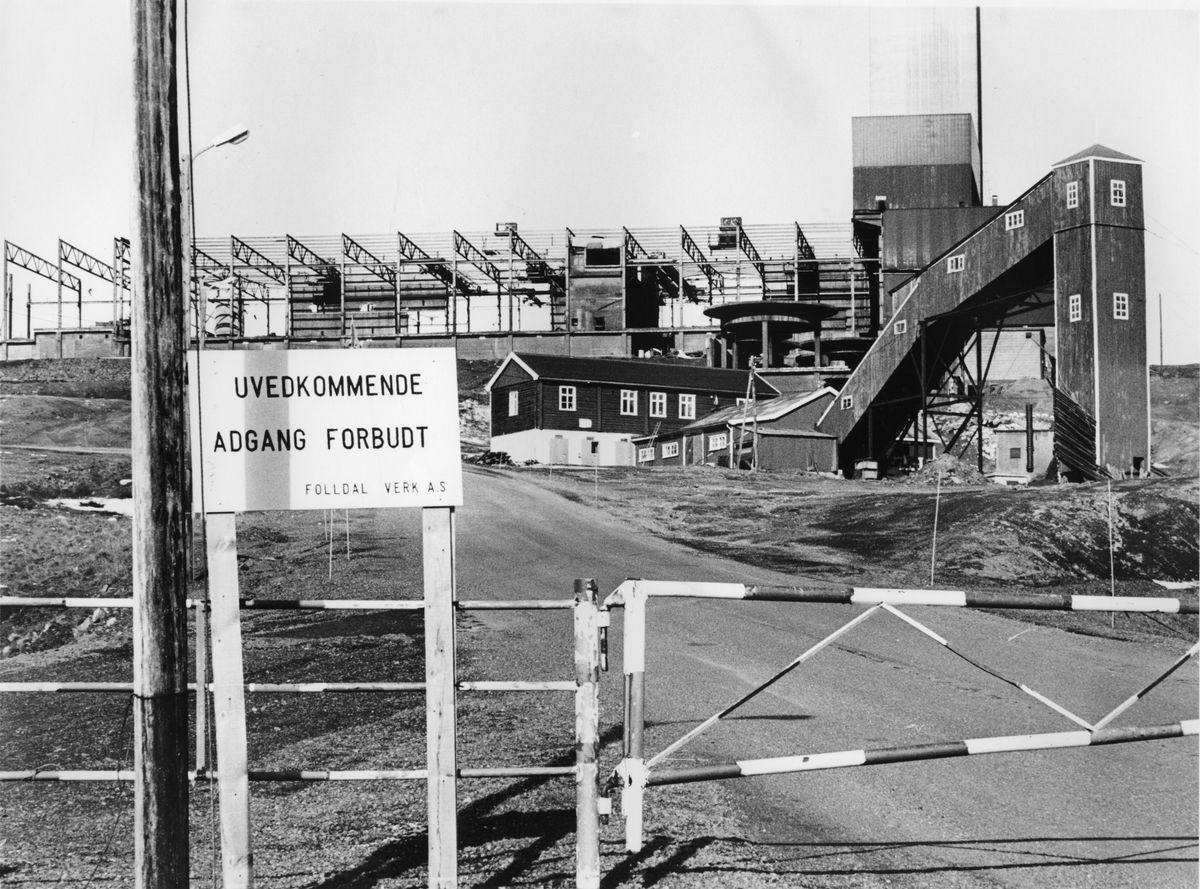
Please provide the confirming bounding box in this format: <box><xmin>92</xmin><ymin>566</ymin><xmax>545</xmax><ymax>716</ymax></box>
<box><xmin>1</xmin><ymin>359</ymin><xmax>1196</xmax><ymax>886</ymax></box>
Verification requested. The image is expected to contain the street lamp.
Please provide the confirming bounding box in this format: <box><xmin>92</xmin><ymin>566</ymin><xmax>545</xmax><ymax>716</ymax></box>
<box><xmin>182</xmin><ymin>124</ymin><xmax>250</xmax><ymax>341</ymax></box>
<box><xmin>193</xmin><ymin>123</ymin><xmax>250</xmax><ymax>160</ymax></box>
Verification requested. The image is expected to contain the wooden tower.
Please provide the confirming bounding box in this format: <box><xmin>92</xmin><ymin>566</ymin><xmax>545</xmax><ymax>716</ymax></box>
<box><xmin>1051</xmin><ymin>145</ymin><xmax>1149</xmax><ymax>477</ymax></box>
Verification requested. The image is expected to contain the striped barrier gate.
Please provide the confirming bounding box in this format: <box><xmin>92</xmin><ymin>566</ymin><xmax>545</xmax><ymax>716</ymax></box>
<box><xmin>0</xmin><ymin>576</ymin><xmax>608</xmax><ymax>889</ymax></box>
<box><xmin>603</xmin><ymin>579</ymin><xmax>1199</xmax><ymax>854</ymax></box>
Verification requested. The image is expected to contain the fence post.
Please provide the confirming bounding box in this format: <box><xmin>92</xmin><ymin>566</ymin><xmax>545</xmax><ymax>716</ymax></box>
<box><xmin>206</xmin><ymin>512</ymin><xmax>252</xmax><ymax>886</ymax></box>
<box><xmin>423</xmin><ymin>506</ymin><xmax>457</xmax><ymax>888</ymax></box>
<box><xmin>575</xmin><ymin>579</ymin><xmax>601</xmax><ymax>889</ymax></box>
<box><xmin>195</xmin><ymin>596</ymin><xmax>207</xmax><ymax>774</ymax></box>
<box><xmin>619</xmin><ymin>581</ymin><xmax>647</xmax><ymax>853</ymax></box>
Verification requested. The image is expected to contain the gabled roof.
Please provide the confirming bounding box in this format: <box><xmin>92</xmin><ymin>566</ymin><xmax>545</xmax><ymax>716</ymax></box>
<box><xmin>485</xmin><ymin>352</ymin><xmax>780</xmax><ymax>396</ymax></box>
<box><xmin>1052</xmin><ymin>144</ymin><xmax>1143</xmax><ymax>168</ymax></box>
<box><xmin>637</xmin><ymin>386</ymin><xmax>838</xmax><ymax>438</ymax></box>
<box><xmin>728</xmin><ymin>387</ymin><xmax>837</xmax><ymax>429</ymax></box>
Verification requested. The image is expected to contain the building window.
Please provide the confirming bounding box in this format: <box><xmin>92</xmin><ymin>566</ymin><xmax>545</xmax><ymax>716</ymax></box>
<box><xmin>1009</xmin><ymin>447</ymin><xmax>1022</xmax><ymax>460</ymax></box>
<box><xmin>637</xmin><ymin>446</ymin><xmax>655</xmax><ymax>463</ymax></box>
<box><xmin>559</xmin><ymin>385</ymin><xmax>576</xmax><ymax>411</ymax></box>
<box><xmin>585</xmin><ymin>246</ymin><xmax>620</xmax><ymax>267</ymax></box>
<box><xmin>508</xmin><ymin>390</ymin><xmax>519</xmax><ymax>417</ymax></box>
<box><xmin>1004</xmin><ymin>210</ymin><xmax>1025</xmax><ymax>230</ymax></box>
<box><xmin>649</xmin><ymin>392</ymin><xmax>666</xmax><ymax>418</ymax></box>
<box><xmin>679</xmin><ymin>394</ymin><xmax>696</xmax><ymax>420</ymax></box>
<box><xmin>1111</xmin><ymin>180</ymin><xmax>1126</xmax><ymax>207</ymax></box>
<box><xmin>620</xmin><ymin>389</ymin><xmax>638</xmax><ymax>416</ymax></box>
<box><xmin>1066</xmin><ymin>181</ymin><xmax>1079</xmax><ymax>209</ymax></box>
<box><xmin>894</xmin><ymin>320</ymin><xmax>908</xmax><ymax>335</ymax></box>
<box><xmin>661</xmin><ymin>441</ymin><xmax>680</xmax><ymax>458</ymax></box>
<box><xmin>1069</xmin><ymin>294</ymin><xmax>1082</xmax><ymax>322</ymax></box>
<box><xmin>1114</xmin><ymin>292</ymin><xmax>1130</xmax><ymax>320</ymax></box>
<box><xmin>709</xmin><ymin>432</ymin><xmax>728</xmax><ymax>452</ymax></box>
<box><xmin>841</xmin><ymin>394</ymin><xmax>853</xmax><ymax>410</ymax></box>
<box><xmin>947</xmin><ymin>255</ymin><xmax>965</xmax><ymax>273</ymax></box>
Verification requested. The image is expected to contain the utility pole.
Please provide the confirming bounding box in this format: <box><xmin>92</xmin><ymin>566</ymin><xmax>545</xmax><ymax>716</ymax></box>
<box><xmin>131</xmin><ymin>1</ymin><xmax>190</xmax><ymax>886</ymax></box>
<box><xmin>1159</xmin><ymin>293</ymin><xmax>1163</xmax><ymax>366</ymax></box>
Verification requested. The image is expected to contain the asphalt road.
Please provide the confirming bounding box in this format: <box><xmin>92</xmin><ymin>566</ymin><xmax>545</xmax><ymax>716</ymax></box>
<box><xmin>454</xmin><ymin>465</ymin><xmax>1200</xmax><ymax>888</ymax></box>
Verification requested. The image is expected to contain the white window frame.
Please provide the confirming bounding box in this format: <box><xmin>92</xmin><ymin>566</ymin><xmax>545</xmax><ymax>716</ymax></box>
<box><xmin>649</xmin><ymin>391</ymin><xmax>667</xmax><ymax>418</ymax></box>
<box><xmin>841</xmin><ymin>394</ymin><xmax>854</xmax><ymax>410</ymax></box>
<box><xmin>1069</xmin><ymin>294</ymin><xmax>1082</xmax><ymax>323</ymax></box>
<box><xmin>1111</xmin><ymin>179</ymin><xmax>1126</xmax><ymax>207</ymax></box>
<box><xmin>661</xmin><ymin>441</ymin><xmax>680</xmax><ymax>458</ymax></box>
<box><xmin>558</xmin><ymin>385</ymin><xmax>576</xmax><ymax>411</ymax></box>
<box><xmin>637</xmin><ymin>446</ymin><xmax>655</xmax><ymax>463</ymax></box>
<box><xmin>678</xmin><ymin>393</ymin><xmax>696</xmax><ymax>420</ymax></box>
<box><xmin>893</xmin><ymin>320</ymin><xmax>908</xmax><ymax>335</ymax></box>
<box><xmin>620</xmin><ymin>389</ymin><xmax>638</xmax><ymax>416</ymax></box>
<box><xmin>1113</xmin><ymin>292</ymin><xmax>1130</xmax><ymax>320</ymax></box>
<box><xmin>708</xmin><ymin>432</ymin><xmax>728</xmax><ymax>452</ymax></box>
<box><xmin>508</xmin><ymin>390</ymin><xmax>519</xmax><ymax>417</ymax></box>
<box><xmin>1066</xmin><ymin>180</ymin><xmax>1079</xmax><ymax>209</ymax></box>
<box><xmin>1004</xmin><ymin>210</ymin><xmax>1025</xmax><ymax>231</ymax></box>
<box><xmin>947</xmin><ymin>255</ymin><xmax>965</xmax><ymax>273</ymax></box>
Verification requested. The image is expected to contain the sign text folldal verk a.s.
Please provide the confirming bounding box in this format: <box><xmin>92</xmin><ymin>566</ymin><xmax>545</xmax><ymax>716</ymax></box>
<box><xmin>187</xmin><ymin>347</ymin><xmax>464</xmax><ymax>512</ymax></box>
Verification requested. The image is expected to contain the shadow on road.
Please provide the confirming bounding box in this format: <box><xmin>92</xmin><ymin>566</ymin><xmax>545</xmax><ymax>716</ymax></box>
<box><xmin>310</xmin><ymin>726</ymin><xmax>624</xmax><ymax>889</ymax></box>
<box><xmin>621</xmin><ymin>833</ymin><xmax>1200</xmax><ymax>886</ymax></box>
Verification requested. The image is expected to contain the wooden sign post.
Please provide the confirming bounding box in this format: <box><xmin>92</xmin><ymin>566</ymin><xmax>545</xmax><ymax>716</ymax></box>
<box><xmin>189</xmin><ymin>347</ymin><xmax>464</xmax><ymax>888</ymax></box>
<box><xmin>423</xmin><ymin>507</ymin><xmax>457</xmax><ymax>886</ymax></box>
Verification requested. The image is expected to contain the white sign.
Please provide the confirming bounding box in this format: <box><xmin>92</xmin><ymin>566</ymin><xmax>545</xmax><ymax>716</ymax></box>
<box><xmin>188</xmin><ymin>348</ymin><xmax>463</xmax><ymax>512</ymax></box>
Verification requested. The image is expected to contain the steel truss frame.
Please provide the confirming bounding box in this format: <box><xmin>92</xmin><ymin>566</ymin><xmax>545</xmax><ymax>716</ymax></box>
<box><xmin>680</xmin><ymin>226</ymin><xmax>724</xmax><ymax>296</ymax></box>
<box><xmin>623</xmin><ymin>228</ymin><xmax>681</xmax><ymax>301</ymax></box>
<box><xmin>7</xmin><ymin>223</ymin><xmax>863</xmax><ymax>343</ymax></box>
<box><xmin>883</xmin><ymin>285</ymin><xmax>1056</xmax><ymax>471</ymax></box>
<box><xmin>398</xmin><ymin>230</ymin><xmax>481</xmax><ymax>298</ymax></box>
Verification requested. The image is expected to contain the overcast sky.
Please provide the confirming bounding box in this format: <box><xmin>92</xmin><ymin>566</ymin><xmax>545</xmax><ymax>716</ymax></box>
<box><xmin>1</xmin><ymin>1</ymin><xmax>1197</xmax><ymax>362</ymax></box>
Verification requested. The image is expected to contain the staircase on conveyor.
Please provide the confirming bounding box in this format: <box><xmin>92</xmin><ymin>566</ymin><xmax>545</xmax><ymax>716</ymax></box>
<box><xmin>816</xmin><ymin>173</ymin><xmax>1057</xmax><ymax>474</ymax></box>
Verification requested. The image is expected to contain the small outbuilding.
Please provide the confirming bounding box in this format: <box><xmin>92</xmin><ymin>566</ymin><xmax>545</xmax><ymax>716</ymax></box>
<box><xmin>993</xmin><ymin>426</ymin><xmax>1054</xmax><ymax>484</ymax></box>
<box><xmin>635</xmin><ymin>387</ymin><xmax>839</xmax><ymax>471</ymax></box>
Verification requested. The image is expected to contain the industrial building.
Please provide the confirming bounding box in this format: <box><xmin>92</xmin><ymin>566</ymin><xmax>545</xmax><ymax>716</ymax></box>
<box><xmin>2</xmin><ymin>9</ymin><xmax>1151</xmax><ymax>483</ymax></box>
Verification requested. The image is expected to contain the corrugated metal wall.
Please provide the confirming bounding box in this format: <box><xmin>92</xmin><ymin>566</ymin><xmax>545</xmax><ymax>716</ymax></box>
<box><xmin>852</xmin><ymin>114</ymin><xmax>976</xmax><ymax>168</ymax></box>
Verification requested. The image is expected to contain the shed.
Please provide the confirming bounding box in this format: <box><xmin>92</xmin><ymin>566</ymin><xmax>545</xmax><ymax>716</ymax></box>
<box><xmin>635</xmin><ymin>387</ymin><xmax>838</xmax><ymax>471</ymax></box>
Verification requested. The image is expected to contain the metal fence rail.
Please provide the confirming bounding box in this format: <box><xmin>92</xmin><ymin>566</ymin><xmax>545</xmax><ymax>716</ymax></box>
<box><xmin>605</xmin><ymin>578</ymin><xmax>1199</xmax><ymax>854</ymax></box>
<box><xmin>0</xmin><ymin>580</ymin><xmax>607</xmax><ymax>889</ymax></box>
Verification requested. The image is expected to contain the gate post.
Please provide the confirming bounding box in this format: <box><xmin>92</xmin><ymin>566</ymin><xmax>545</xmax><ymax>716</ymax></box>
<box><xmin>619</xmin><ymin>581</ymin><xmax>647</xmax><ymax>853</ymax></box>
<box><xmin>574</xmin><ymin>579</ymin><xmax>601</xmax><ymax>889</ymax></box>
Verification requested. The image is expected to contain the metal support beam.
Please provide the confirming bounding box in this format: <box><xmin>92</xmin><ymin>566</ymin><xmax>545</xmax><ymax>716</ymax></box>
<box><xmin>453</xmin><ymin>231</ymin><xmax>503</xmax><ymax>284</ymax></box>
<box><xmin>342</xmin><ymin>234</ymin><xmax>396</xmax><ymax>287</ymax></box>
<box><xmin>3</xmin><ymin>241</ymin><xmax>80</xmax><ymax>343</ymax></box>
<box><xmin>736</xmin><ymin>224</ymin><xmax>766</xmax><ymax>285</ymax></box>
<box><xmin>681</xmin><ymin>226</ymin><xmax>724</xmax><ymax>297</ymax></box>
<box><xmin>286</xmin><ymin>235</ymin><xmax>338</xmax><ymax>278</ymax></box>
<box><xmin>230</xmin><ymin>236</ymin><xmax>286</xmax><ymax>284</ymax></box>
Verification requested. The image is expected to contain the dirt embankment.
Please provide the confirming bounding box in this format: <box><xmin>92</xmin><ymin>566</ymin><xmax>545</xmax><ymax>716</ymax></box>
<box><xmin>2</xmin><ymin>358</ymin><xmax>1196</xmax><ymax>655</ymax></box>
